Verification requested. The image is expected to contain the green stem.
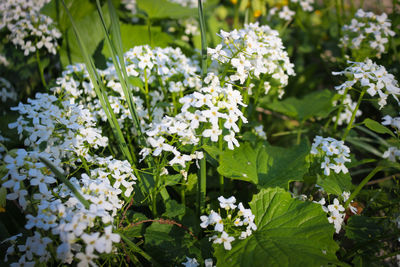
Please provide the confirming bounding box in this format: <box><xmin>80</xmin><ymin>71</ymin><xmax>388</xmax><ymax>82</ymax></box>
<box><xmin>344</xmin><ymin>166</ymin><xmax>383</xmax><ymax>207</ymax></box>
<box><xmin>144</xmin><ymin>68</ymin><xmax>152</xmax><ymax>122</ymax></box>
<box><xmin>218</xmin><ymin>131</ymin><xmax>224</xmax><ymax>195</ymax></box>
<box><xmin>39</xmin><ymin>157</ymin><xmax>90</xmax><ymax>209</ymax></box>
<box><xmin>197</xmin><ymin>0</ymin><xmax>207</xmax><ymax>216</ymax></box>
<box><xmin>296</xmin><ymin>121</ymin><xmax>303</xmax><ymax>145</ymax></box>
<box><xmin>342</xmin><ymin>88</ymin><xmax>365</xmax><ymax>140</ymax></box>
<box><xmin>333</xmin><ymin>87</ymin><xmax>350</xmax><ymax>132</ymax></box>
<box><xmin>147</xmin><ymin>18</ymin><xmax>152</xmax><ymax>47</ymax></box>
<box><xmin>36</xmin><ymin>49</ymin><xmax>47</xmax><ymax>89</ymax></box>
<box><xmin>199</xmin><ymin>145</ymin><xmax>207</xmax><ymax>214</ymax></box>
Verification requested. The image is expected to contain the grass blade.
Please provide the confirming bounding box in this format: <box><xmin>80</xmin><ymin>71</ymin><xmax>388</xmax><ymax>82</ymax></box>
<box><xmin>39</xmin><ymin>156</ymin><xmax>90</xmax><ymax>209</ymax></box>
<box><xmin>60</xmin><ymin>0</ymin><xmax>134</xmax><ymax>164</ymax></box>
<box><xmin>96</xmin><ymin>0</ymin><xmax>145</xmax><ymax>146</ymax></box>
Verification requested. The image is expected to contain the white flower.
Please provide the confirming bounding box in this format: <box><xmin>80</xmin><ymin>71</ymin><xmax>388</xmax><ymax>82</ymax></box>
<box><xmin>218</xmin><ymin>196</ymin><xmax>237</xmax><ymax>210</ymax></box>
<box><xmin>182</xmin><ymin>257</ymin><xmax>199</xmax><ymax>267</ymax></box>
<box><xmin>213</xmin><ymin>231</ymin><xmax>235</xmax><ymax>250</ymax></box>
<box><xmin>279</xmin><ymin>6</ymin><xmax>295</xmax><ymax>21</ymax></box>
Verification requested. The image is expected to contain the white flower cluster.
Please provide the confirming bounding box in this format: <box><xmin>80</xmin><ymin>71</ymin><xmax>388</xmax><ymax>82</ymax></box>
<box><xmin>381</xmin><ymin>114</ymin><xmax>400</xmax><ymax>162</ymax></box>
<box><xmin>55</xmin><ymin>46</ymin><xmax>201</xmax><ymax>130</ymax></box>
<box><xmin>333</xmin><ymin>59</ymin><xmax>400</xmax><ymax>109</ymax></box>
<box><xmin>200</xmin><ymin>196</ymin><xmax>257</xmax><ymax>250</ymax></box>
<box><xmin>315</xmin><ymin>192</ymin><xmax>356</xmax><ymax>233</ymax></box>
<box><xmin>141</xmin><ymin>72</ymin><xmax>247</xmax><ymax>167</ymax></box>
<box><xmin>333</xmin><ymin>94</ymin><xmax>362</xmax><ymax>126</ymax></box>
<box><xmin>2</xmin><ymin>88</ymin><xmax>137</xmax><ymax>265</ymax></box>
<box><xmin>9</xmin><ymin>93</ymin><xmax>108</xmax><ymax>161</ymax></box>
<box><xmin>208</xmin><ymin>22</ymin><xmax>295</xmax><ymax>97</ymax></box>
<box><xmin>340</xmin><ymin>9</ymin><xmax>395</xmax><ymax>58</ymax></box>
<box><xmin>310</xmin><ymin>136</ymin><xmax>351</xmax><ymax>176</ymax></box>
<box><xmin>0</xmin><ymin>0</ymin><xmax>61</xmax><ymax>56</ymax></box>
<box><xmin>0</xmin><ymin>77</ymin><xmax>17</xmax><ymax>103</ymax></box>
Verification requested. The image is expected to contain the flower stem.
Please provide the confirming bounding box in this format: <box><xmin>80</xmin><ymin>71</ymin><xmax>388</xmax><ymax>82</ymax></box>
<box><xmin>342</xmin><ymin>88</ymin><xmax>365</xmax><ymax>140</ymax></box>
<box><xmin>344</xmin><ymin>166</ymin><xmax>383</xmax><ymax>208</ymax></box>
<box><xmin>36</xmin><ymin>49</ymin><xmax>47</xmax><ymax>89</ymax></box>
<box><xmin>333</xmin><ymin>87</ymin><xmax>350</xmax><ymax>132</ymax></box>
<box><xmin>219</xmin><ymin>131</ymin><xmax>224</xmax><ymax>195</ymax></box>
<box><xmin>198</xmin><ymin>0</ymin><xmax>207</xmax><ymax>216</ymax></box>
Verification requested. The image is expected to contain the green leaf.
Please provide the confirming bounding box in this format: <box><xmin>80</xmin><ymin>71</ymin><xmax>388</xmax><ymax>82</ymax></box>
<box><xmin>144</xmin><ymin>221</ymin><xmax>200</xmax><ymax>265</ymax></box>
<box><xmin>218</xmin><ymin>141</ymin><xmax>310</xmax><ymax>189</ymax></box>
<box><xmin>136</xmin><ymin>0</ymin><xmax>196</xmax><ymax>19</ymax></box>
<box><xmin>41</xmin><ymin>0</ymin><xmax>96</xmax><ymax>32</ymax></box>
<box><xmin>162</xmin><ymin>200</ymin><xmax>185</xmax><ymax>219</ymax></box>
<box><xmin>262</xmin><ymin>90</ymin><xmax>335</xmax><ymax>122</ymax></box>
<box><xmin>317</xmin><ymin>172</ymin><xmax>353</xmax><ymax>196</ymax></box>
<box><xmin>121</xmin><ymin>212</ymin><xmax>148</xmax><ymax>238</ymax></box>
<box><xmin>59</xmin><ymin>4</ymin><xmax>110</xmax><ymax>66</ymax></box>
<box><xmin>214</xmin><ymin>188</ymin><xmax>340</xmax><ymax>267</ymax></box>
<box><xmin>345</xmin><ymin>216</ymin><xmax>386</xmax><ymax>242</ymax></box>
<box><xmin>362</xmin><ymin>119</ymin><xmax>395</xmax><ymax>137</ymax></box>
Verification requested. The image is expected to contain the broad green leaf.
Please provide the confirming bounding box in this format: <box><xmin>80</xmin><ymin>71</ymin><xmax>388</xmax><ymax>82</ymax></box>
<box><xmin>262</xmin><ymin>90</ymin><xmax>335</xmax><ymax>122</ymax></box>
<box><xmin>214</xmin><ymin>188</ymin><xmax>340</xmax><ymax>267</ymax></box>
<box><xmin>136</xmin><ymin>0</ymin><xmax>195</xmax><ymax>19</ymax></box>
<box><xmin>144</xmin><ymin>221</ymin><xmax>201</xmax><ymax>265</ymax></box>
<box><xmin>317</xmin><ymin>172</ymin><xmax>353</xmax><ymax>196</ymax></box>
<box><xmin>41</xmin><ymin>0</ymin><xmax>96</xmax><ymax>32</ymax></box>
<box><xmin>162</xmin><ymin>200</ymin><xmax>185</xmax><ymax>219</ymax></box>
<box><xmin>218</xmin><ymin>141</ymin><xmax>310</xmax><ymax>189</ymax></box>
<box><xmin>345</xmin><ymin>216</ymin><xmax>386</xmax><ymax>242</ymax></box>
<box><xmin>121</xmin><ymin>212</ymin><xmax>148</xmax><ymax>238</ymax></box>
<box><xmin>59</xmin><ymin>4</ymin><xmax>110</xmax><ymax>66</ymax></box>
<box><xmin>363</xmin><ymin>119</ymin><xmax>395</xmax><ymax>137</ymax></box>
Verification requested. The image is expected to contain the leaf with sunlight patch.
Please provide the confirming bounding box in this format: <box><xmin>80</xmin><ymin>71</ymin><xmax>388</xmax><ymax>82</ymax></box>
<box><xmin>218</xmin><ymin>141</ymin><xmax>310</xmax><ymax>189</ymax></box>
<box><xmin>214</xmin><ymin>188</ymin><xmax>341</xmax><ymax>267</ymax></box>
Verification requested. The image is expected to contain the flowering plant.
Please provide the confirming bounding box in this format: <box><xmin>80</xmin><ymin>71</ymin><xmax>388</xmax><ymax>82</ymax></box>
<box><xmin>0</xmin><ymin>0</ymin><xmax>399</xmax><ymax>266</ymax></box>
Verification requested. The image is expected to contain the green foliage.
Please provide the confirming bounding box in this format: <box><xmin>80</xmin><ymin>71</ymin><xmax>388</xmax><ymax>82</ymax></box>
<box><xmin>362</xmin><ymin>119</ymin><xmax>396</xmax><ymax>137</ymax></box>
<box><xmin>317</xmin><ymin>172</ymin><xmax>353</xmax><ymax>196</ymax></box>
<box><xmin>136</xmin><ymin>0</ymin><xmax>196</xmax><ymax>19</ymax></box>
<box><xmin>58</xmin><ymin>3</ymin><xmax>110</xmax><ymax>67</ymax></box>
<box><xmin>218</xmin><ymin>141</ymin><xmax>310</xmax><ymax>189</ymax></box>
<box><xmin>144</xmin><ymin>221</ymin><xmax>201</xmax><ymax>266</ymax></box>
<box><xmin>214</xmin><ymin>188</ymin><xmax>340</xmax><ymax>267</ymax></box>
<box><xmin>261</xmin><ymin>89</ymin><xmax>336</xmax><ymax>122</ymax></box>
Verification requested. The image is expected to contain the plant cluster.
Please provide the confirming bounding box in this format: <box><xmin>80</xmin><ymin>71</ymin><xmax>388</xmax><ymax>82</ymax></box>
<box><xmin>0</xmin><ymin>0</ymin><xmax>399</xmax><ymax>266</ymax></box>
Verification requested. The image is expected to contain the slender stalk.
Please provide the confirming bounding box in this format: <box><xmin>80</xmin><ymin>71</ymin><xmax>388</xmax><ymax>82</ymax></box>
<box><xmin>198</xmin><ymin>0</ymin><xmax>207</xmax><ymax>215</ymax></box>
<box><xmin>147</xmin><ymin>18</ymin><xmax>152</xmax><ymax>47</ymax></box>
<box><xmin>36</xmin><ymin>49</ymin><xmax>47</xmax><ymax>89</ymax></box>
<box><xmin>62</xmin><ymin>0</ymin><xmax>135</xmax><ymax>165</ymax></box>
<box><xmin>218</xmin><ymin>127</ymin><xmax>224</xmax><ymax>195</ymax></box>
<box><xmin>333</xmin><ymin>87</ymin><xmax>350</xmax><ymax>132</ymax></box>
<box><xmin>344</xmin><ymin>166</ymin><xmax>383</xmax><ymax>207</ymax></box>
<box><xmin>39</xmin><ymin>157</ymin><xmax>90</xmax><ymax>209</ymax></box>
<box><xmin>144</xmin><ymin>68</ymin><xmax>152</xmax><ymax>121</ymax></box>
<box><xmin>233</xmin><ymin>1</ymin><xmax>239</xmax><ymax>29</ymax></box>
<box><xmin>296</xmin><ymin>121</ymin><xmax>303</xmax><ymax>145</ymax></box>
<box><xmin>342</xmin><ymin>88</ymin><xmax>366</xmax><ymax>140</ymax></box>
